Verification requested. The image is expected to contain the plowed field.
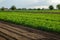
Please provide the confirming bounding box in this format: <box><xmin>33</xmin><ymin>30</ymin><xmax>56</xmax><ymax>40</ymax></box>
<box><xmin>0</xmin><ymin>21</ymin><xmax>60</xmax><ymax>40</ymax></box>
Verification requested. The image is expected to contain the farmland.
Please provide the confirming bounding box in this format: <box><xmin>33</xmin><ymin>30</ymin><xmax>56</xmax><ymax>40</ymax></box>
<box><xmin>0</xmin><ymin>0</ymin><xmax>60</xmax><ymax>40</ymax></box>
<box><xmin>0</xmin><ymin>11</ymin><xmax>60</xmax><ymax>33</ymax></box>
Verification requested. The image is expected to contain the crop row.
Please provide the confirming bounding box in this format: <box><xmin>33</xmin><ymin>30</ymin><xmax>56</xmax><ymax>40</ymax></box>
<box><xmin>0</xmin><ymin>12</ymin><xmax>60</xmax><ymax>33</ymax></box>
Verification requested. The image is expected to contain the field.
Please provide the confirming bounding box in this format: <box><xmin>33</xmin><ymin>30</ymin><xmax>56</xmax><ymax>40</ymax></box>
<box><xmin>0</xmin><ymin>11</ymin><xmax>60</xmax><ymax>33</ymax></box>
<box><xmin>0</xmin><ymin>21</ymin><xmax>60</xmax><ymax>40</ymax></box>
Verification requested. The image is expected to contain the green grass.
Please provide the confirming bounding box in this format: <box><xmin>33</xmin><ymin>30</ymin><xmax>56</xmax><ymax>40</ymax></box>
<box><xmin>0</xmin><ymin>11</ymin><xmax>60</xmax><ymax>33</ymax></box>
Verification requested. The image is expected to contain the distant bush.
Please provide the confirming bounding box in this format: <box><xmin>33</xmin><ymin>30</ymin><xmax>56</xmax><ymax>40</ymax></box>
<box><xmin>1</xmin><ymin>7</ymin><xmax>8</xmax><ymax>11</ymax></box>
<box><xmin>21</xmin><ymin>8</ymin><xmax>26</xmax><ymax>10</ymax></box>
<box><xmin>37</xmin><ymin>8</ymin><xmax>40</xmax><ymax>10</ymax></box>
<box><xmin>17</xmin><ymin>8</ymin><xmax>22</xmax><ymax>10</ymax></box>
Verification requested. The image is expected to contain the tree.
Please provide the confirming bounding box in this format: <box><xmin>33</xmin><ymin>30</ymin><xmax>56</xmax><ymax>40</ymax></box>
<box><xmin>49</xmin><ymin>5</ymin><xmax>54</xmax><ymax>10</ymax></box>
<box><xmin>1</xmin><ymin>7</ymin><xmax>5</xmax><ymax>11</ymax></box>
<box><xmin>10</xmin><ymin>5</ymin><xmax>16</xmax><ymax>10</ymax></box>
<box><xmin>56</xmin><ymin>4</ymin><xmax>60</xmax><ymax>9</ymax></box>
<box><xmin>37</xmin><ymin>8</ymin><xmax>40</xmax><ymax>10</ymax></box>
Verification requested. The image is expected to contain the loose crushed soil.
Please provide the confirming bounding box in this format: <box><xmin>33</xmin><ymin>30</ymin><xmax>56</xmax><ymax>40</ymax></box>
<box><xmin>0</xmin><ymin>37</ymin><xmax>6</xmax><ymax>40</ymax></box>
<box><xmin>0</xmin><ymin>21</ymin><xmax>60</xmax><ymax>40</ymax></box>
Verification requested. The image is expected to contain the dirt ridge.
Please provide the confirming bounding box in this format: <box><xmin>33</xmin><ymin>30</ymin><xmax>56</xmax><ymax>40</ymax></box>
<box><xmin>0</xmin><ymin>21</ymin><xmax>60</xmax><ymax>40</ymax></box>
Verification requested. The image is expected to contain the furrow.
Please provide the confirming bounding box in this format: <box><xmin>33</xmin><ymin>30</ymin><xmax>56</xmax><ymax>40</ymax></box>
<box><xmin>0</xmin><ymin>28</ymin><xmax>31</xmax><ymax>40</ymax></box>
<box><xmin>0</xmin><ymin>35</ymin><xmax>6</xmax><ymax>40</ymax></box>
<box><xmin>0</xmin><ymin>23</ymin><xmax>45</xmax><ymax>39</ymax></box>
<box><xmin>0</xmin><ymin>31</ymin><xmax>17</xmax><ymax>40</ymax></box>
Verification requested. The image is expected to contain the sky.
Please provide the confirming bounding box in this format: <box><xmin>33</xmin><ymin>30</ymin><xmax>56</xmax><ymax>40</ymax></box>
<box><xmin>0</xmin><ymin>0</ymin><xmax>60</xmax><ymax>9</ymax></box>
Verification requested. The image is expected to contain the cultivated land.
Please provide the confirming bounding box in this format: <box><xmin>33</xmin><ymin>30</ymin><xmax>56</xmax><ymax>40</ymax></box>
<box><xmin>0</xmin><ymin>21</ymin><xmax>60</xmax><ymax>40</ymax></box>
<box><xmin>0</xmin><ymin>11</ymin><xmax>60</xmax><ymax>33</ymax></box>
<box><xmin>0</xmin><ymin>10</ymin><xmax>60</xmax><ymax>40</ymax></box>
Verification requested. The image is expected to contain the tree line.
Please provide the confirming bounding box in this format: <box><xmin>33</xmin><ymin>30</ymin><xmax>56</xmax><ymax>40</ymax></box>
<box><xmin>0</xmin><ymin>4</ymin><xmax>60</xmax><ymax>11</ymax></box>
<box><xmin>49</xmin><ymin>4</ymin><xmax>60</xmax><ymax>10</ymax></box>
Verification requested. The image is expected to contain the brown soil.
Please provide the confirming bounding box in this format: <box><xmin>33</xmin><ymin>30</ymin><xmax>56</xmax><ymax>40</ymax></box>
<box><xmin>0</xmin><ymin>37</ymin><xmax>6</xmax><ymax>40</ymax></box>
<box><xmin>0</xmin><ymin>21</ymin><xmax>60</xmax><ymax>40</ymax></box>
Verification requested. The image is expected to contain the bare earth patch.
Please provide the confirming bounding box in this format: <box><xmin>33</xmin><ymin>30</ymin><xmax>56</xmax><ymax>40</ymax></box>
<box><xmin>0</xmin><ymin>21</ymin><xmax>60</xmax><ymax>40</ymax></box>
